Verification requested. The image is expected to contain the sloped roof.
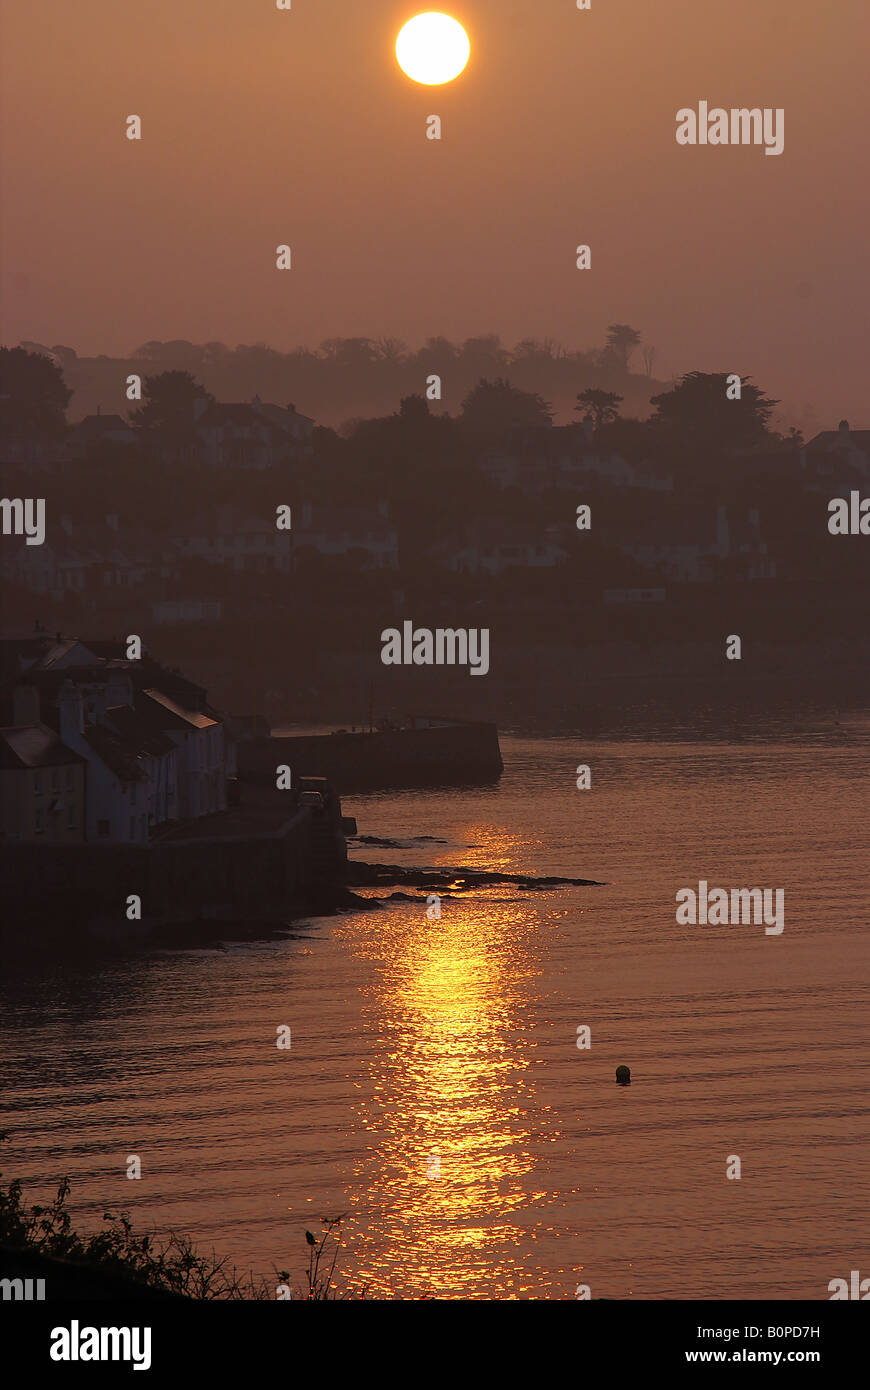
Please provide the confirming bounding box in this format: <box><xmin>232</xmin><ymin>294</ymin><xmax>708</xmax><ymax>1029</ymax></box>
<box><xmin>805</xmin><ymin>429</ymin><xmax>870</xmax><ymax>451</ymax></box>
<box><xmin>104</xmin><ymin>704</ymin><xmax>176</xmax><ymax>757</ymax></box>
<box><xmin>196</xmin><ymin>403</ymin><xmax>282</xmax><ymax>436</ymax></box>
<box><xmin>31</xmin><ymin>639</ymin><xmax>100</xmax><ymax>670</ymax></box>
<box><xmin>252</xmin><ymin>401</ymin><xmax>314</xmax><ymax>430</ymax></box>
<box><xmin>71</xmin><ymin>414</ymin><xmax>137</xmax><ymax>440</ymax></box>
<box><xmin>0</xmin><ymin>723</ymin><xmax>85</xmax><ymax>770</ymax></box>
<box><xmin>84</xmin><ymin>724</ymin><xmax>149</xmax><ymax>782</ymax></box>
<box><xmin>141</xmin><ymin>688</ymin><xmax>218</xmax><ymax>730</ymax></box>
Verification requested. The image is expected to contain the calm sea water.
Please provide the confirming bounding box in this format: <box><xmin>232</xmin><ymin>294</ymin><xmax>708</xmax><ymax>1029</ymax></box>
<box><xmin>2</xmin><ymin>718</ymin><xmax>868</xmax><ymax>1300</ymax></box>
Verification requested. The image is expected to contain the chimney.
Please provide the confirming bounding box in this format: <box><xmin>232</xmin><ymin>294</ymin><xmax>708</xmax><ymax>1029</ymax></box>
<box><xmin>13</xmin><ymin>685</ymin><xmax>40</xmax><ymax>726</ymax></box>
<box><xmin>838</xmin><ymin>419</ymin><xmax>850</xmax><ymax>433</ymax></box>
<box><xmin>57</xmin><ymin>680</ymin><xmax>84</xmax><ymax>743</ymax></box>
<box><xmin>96</xmin><ymin>404</ymin><xmax>101</xmax><ymax>416</ymax></box>
<box><xmin>287</xmin><ymin>403</ymin><xmax>296</xmax><ymax>414</ymax></box>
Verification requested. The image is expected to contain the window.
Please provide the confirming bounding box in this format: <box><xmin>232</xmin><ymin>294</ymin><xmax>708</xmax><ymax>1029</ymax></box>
<box><xmin>67</xmin><ymin>806</ymin><xmax>76</xmax><ymax>829</ymax></box>
<box><xmin>129</xmin><ymin>817</ymin><xmax>136</xmax><ymax>841</ymax></box>
<box><xmin>34</xmin><ymin>809</ymin><xmax>44</xmax><ymax>834</ymax></box>
<box><xmin>97</xmin><ymin>819</ymin><xmax>109</xmax><ymax>838</ymax></box>
<box><xmin>33</xmin><ymin>773</ymin><xmax>42</xmax><ymax>795</ymax></box>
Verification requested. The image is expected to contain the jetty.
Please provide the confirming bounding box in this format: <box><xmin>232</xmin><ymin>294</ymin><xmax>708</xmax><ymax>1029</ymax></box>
<box><xmin>237</xmin><ymin>715</ymin><xmax>503</xmax><ymax>793</ymax></box>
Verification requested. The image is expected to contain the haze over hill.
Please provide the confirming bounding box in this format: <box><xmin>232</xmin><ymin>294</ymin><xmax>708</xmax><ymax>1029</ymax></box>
<box><xmin>10</xmin><ymin>332</ymin><xmax>813</xmax><ymax>436</ymax></box>
<box><xmin>2</xmin><ymin>1</ymin><xmax>867</xmax><ymax>430</ymax></box>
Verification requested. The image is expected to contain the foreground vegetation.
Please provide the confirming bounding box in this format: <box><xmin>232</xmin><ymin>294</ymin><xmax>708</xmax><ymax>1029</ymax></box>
<box><xmin>0</xmin><ymin>1143</ymin><xmax>358</xmax><ymax>1300</ymax></box>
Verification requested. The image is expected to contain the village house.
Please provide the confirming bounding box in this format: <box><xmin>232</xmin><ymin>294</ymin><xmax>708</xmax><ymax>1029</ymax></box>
<box><xmin>293</xmin><ymin>502</ymin><xmax>399</xmax><ymax>569</ymax></box>
<box><xmin>151</xmin><ymin>599</ymin><xmax>223</xmax><ymax>625</ymax></box>
<box><xmin>193</xmin><ymin>397</ymin><xmax>314</xmax><ymax>469</ymax></box>
<box><xmin>0</xmin><ymin>689</ymin><xmax>86</xmax><ymax>843</ymax></box>
<box><xmin>137</xmin><ymin>688</ymin><xmax>229</xmax><ymax>819</ymax></box>
<box><xmin>66</xmin><ymin>411</ymin><xmax>140</xmax><ymax>459</ymax></box>
<box><xmin>620</xmin><ymin>504</ymin><xmax>775</xmax><ymax>583</ymax></box>
<box><xmin>0</xmin><ymin>635</ymin><xmax>233</xmax><ymax>841</ymax></box>
<box><xmin>800</xmin><ymin>420</ymin><xmax>870</xmax><ymax>491</ymax></box>
<box><xmin>430</xmin><ymin>519</ymin><xmax>569</xmax><ymax>578</ymax></box>
<box><xmin>170</xmin><ymin>504</ymin><xmax>293</xmax><ymax>573</ymax></box>
<box><xmin>478</xmin><ymin>423</ymin><xmax>672</xmax><ymax>496</ymax></box>
<box><xmin>0</xmin><ymin>516</ymin><xmax>178</xmax><ymax>602</ymax></box>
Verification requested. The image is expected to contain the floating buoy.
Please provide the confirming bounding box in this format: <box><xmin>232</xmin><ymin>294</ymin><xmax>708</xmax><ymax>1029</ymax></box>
<box><xmin>615</xmin><ymin>1065</ymin><xmax>631</xmax><ymax>1086</ymax></box>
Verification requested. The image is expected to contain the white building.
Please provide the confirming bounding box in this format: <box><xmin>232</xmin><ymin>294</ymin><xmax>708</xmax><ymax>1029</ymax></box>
<box><xmin>139</xmin><ymin>688</ymin><xmax>228</xmax><ymax>820</ymax></box>
<box><xmin>431</xmin><ymin>520</ymin><xmax>568</xmax><ymax>577</ymax></box>
<box><xmin>171</xmin><ymin>505</ymin><xmax>293</xmax><ymax>574</ymax></box>
<box><xmin>294</xmin><ymin>502</ymin><xmax>399</xmax><ymax>569</ymax></box>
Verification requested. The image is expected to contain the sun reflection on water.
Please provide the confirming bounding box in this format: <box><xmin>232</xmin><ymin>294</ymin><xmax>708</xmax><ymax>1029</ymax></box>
<box><xmin>338</xmin><ymin>867</ymin><xmax>552</xmax><ymax>1298</ymax></box>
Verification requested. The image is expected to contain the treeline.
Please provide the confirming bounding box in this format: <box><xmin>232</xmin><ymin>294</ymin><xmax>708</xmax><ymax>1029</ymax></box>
<box><xmin>15</xmin><ymin>327</ymin><xmax>669</xmax><ymax>427</ymax></box>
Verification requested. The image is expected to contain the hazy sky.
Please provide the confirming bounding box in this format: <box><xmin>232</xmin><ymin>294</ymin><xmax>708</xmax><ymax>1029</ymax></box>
<box><xmin>1</xmin><ymin>0</ymin><xmax>867</xmax><ymax>427</ymax></box>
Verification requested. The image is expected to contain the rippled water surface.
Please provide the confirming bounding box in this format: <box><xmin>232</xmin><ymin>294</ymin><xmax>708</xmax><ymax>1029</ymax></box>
<box><xmin>2</xmin><ymin>722</ymin><xmax>868</xmax><ymax>1299</ymax></box>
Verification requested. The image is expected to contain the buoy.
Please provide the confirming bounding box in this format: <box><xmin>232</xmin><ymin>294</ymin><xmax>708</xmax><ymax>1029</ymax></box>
<box><xmin>615</xmin><ymin>1065</ymin><xmax>631</xmax><ymax>1085</ymax></box>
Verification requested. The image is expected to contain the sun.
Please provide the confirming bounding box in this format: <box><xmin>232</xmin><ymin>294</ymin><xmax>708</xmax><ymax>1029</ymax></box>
<box><xmin>395</xmin><ymin>12</ymin><xmax>470</xmax><ymax>86</ymax></box>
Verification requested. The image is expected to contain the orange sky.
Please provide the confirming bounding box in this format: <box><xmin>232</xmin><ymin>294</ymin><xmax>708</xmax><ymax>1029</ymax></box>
<box><xmin>1</xmin><ymin>0</ymin><xmax>867</xmax><ymax>428</ymax></box>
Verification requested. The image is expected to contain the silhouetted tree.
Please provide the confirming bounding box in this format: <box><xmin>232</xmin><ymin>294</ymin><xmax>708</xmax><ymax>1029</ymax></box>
<box><xmin>460</xmin><ymin>377</ymin><xmax>552</xmax><ymax>432</ymax></box>
<box><xmin>575</xmin><ymin>388</ymin><xmax>623</xmax><ymax>431</ymax></box>
<box><xmin>0</xmin><ymin>346</ymin><xmax>71</xmax><ymax>439</ymax></box>
<box><xmin>373</xmin><ymin>337</ymin><xmax>409</xmax><ymax>364</ymax></box>
<box><xmin>649</xmin><ymin>372</ymin><xmax>778</xmax><ymax>452</ymax></box>
<box><xmin>398</xmin><ymin>393</ymin><xmax>430</xmax><ymax>423</ymax></box>
<box><xmin>605</xmin><ymin>324</ymin><xmax>642</xmax><ymax>369</ymax></box>
<box><xmin>319</xmin><ymin>338</ymin><xmax>377</xmax><ymax>368</ymax></box>
<box><xmin>130</xmin><ymin>370</ymin><xmax>214</xmax><ymax>440</ymax></box>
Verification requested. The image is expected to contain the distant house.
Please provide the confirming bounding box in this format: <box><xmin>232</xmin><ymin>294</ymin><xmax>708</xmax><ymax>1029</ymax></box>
<box><xmin>478</xmin><ymin>423</ymin><xmax>672</xmax><ymax>496</ymax></box>
<box><xmin>152</xmin><ymin>599</ymin><xmax>223</xmax><ymax>624</ymax></box>
<box><xmin>67</xmin><ymin>412</ymin><xmax>139</xmax><ymax>458</ymax></box>
<box><xmin>800</xmin><ymin>420</ymin><xmax>870</xmax><ymax>490</ymax></box>
<box><xmin>171</xmin><ymin>504</ymin><xmax>293</xmax><ymax>573</ymax></box>
<box><xmin>620</xmin><ymin>504</ymin><xmax>775</xmax><ymax>582</ymax></box>
<box><xmin>0</xmin><ymin>693</ymin><xmax>86</xmax><ymax>843</ymax></box>
<box><xmin>430</xmin><ymin>520</ymin><xmax>569</xmax><ymax>577</ymax></box>
<box><xmin>480</xmin><ymin>449</ymin><xmax>671</xmax><ymax>495</ymax></box>
<box><xmin>194</xmin><ymin>398</ymin><xmax>314</xmax><ymax>469</ymax></box>
<box><xmin>0</xmin><ymin>516</ymin><xmax>176</xmax><ymax>600</ymax></box>
<box><xmin>294</xmin><ymin>502</ymin><xmax>399</xmax><ymax>569</ymax></box>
